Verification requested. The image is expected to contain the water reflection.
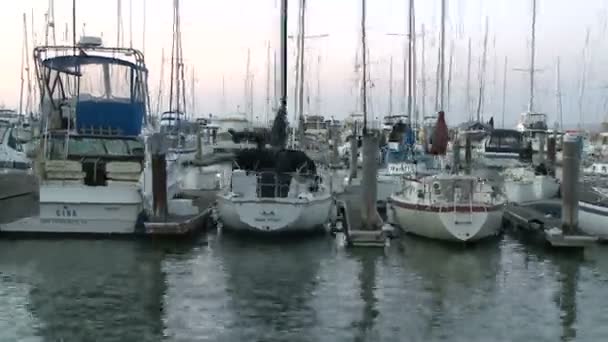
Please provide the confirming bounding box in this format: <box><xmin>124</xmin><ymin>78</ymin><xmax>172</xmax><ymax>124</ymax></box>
<box><xmin>0</xmin><ymin>240</ymin><xmax>166</xmax><ymax>341</ymax></box>
<box><xmin>215</xmin><ymin>234</ymin><xmax>328</xmax><ymax>341</ymax></box>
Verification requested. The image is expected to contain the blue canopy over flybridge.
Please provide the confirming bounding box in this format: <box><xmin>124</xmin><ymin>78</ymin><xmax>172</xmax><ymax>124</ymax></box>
<box><xmin>37</xmin><ymin>48</ymin><xmax>149</xmax><ymax>137</ymax></box>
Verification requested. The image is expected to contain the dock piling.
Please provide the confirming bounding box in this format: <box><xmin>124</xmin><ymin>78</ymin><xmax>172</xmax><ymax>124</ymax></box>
<box><xmin>561</xmin><ymin>136</ymin><xmax>581</xmax><ymax>234</ymax></box>
<box><xmin>149</xmin><ymin>133</ymin><xmax>168</xmax><ymax>221</ymax></box>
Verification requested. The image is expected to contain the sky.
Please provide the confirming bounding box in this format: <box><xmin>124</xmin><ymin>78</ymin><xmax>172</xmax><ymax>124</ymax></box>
<box><xmin>1</xmin><ymin>0</ymin><xmax>607</xmax><ymax>128</ymax></box>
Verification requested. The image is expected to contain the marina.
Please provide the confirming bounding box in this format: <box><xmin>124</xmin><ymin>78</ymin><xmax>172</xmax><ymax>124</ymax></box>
<box><xmin>2</xmin><ymin>0</ymin><xmax>608</xmax><ymax>340</ymax></box>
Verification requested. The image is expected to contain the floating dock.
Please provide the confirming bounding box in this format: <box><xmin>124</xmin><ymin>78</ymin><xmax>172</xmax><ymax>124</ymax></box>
<box><xmin>503</xmin><ymin>201</ymin><xmax>597</xmax><ymax>248</ymax></box>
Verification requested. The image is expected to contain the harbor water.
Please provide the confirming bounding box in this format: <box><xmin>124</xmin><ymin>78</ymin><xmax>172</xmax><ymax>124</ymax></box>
<box><xmin>1</xmin><ymin>232</ymin><xmax>608</xmax><ymax>341</ymax></box>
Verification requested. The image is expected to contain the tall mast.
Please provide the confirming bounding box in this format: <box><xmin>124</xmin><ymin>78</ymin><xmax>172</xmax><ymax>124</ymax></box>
<box><xmin>439</xmin><ymin>0</ymin><xmax>446</xmax><ymax>111</ymax></box>
<box><xmin>420</xmin><ymin>24</ymin><xmax>426</xmax><ymax>118</ymax></box>
<box><xmin>156</xmin><ymin>48</ymin><xmax>164</xmax><ymax>116</ymax></box>
<box><xmin>24</xmin><ymin>14</ymin><xmax>32</xmax><ymax>115</ymax></box>
<box><xmin>142</xmin><ymin>0</ymin><xmax>146</xmax><ymax>55</ymax></box>
<box><xmin>410</xmin><ymin>0</ymin><xmax>417</xmax><ymax>127</ymax></box>
<box><xmin>244</xmin><ymin>48</ymin><xmax>252</xmax><ymax>120</ymax></box>
<box><xmin>45</xmin><ymin>0</ymin><xmax>57</xmax><ymax>46</ymax></box>
<box><xmin>465</xmin><ymin>37</ymin><xmax>471</xmax><ymax>120</ymax></box>
<box><xmin>191</xmin><ymin>67</ymin><xmax>196</xmax><ymax>117</ymax></box>
<box><xmin>273</xmin><ymin>50</ymin><xmax>278</xmax><ymax>112</ymax></box>
<box><xmin>578</xmin><ymin>27</ymin><xmax>590</xmax><ymax>128</ymax></box>
<box><xmin>297</xmin><ymin>0</ymin><xmax>307</xmax><ymax>136</ymax></box>
<box><xmin>406</xmin><ymin>0</ymin><xmax>413</xmax><ymax>121</ymax></box>
<box><xmin>19</xmin><ymin>13</ymin><xmax>26</xmax><ymax>116</ymax></box>
<box><xmin>388</xmin><ymin>56</ymin><xmax>393</xmax><ymax>116</ymax></box>
<box><xmin>116</xmin><ymin>0</ymin><xmax>123</xmax><ymax>47</ymax></box>
<box><xmin>556</xmin><ymin>57</ymin><xmax>563</xmax><ymax>130</ymax></box>
<box><xmin>221</xmin><ymin>75</ymin><xmax>226</xmax><ymax>115</ymax></box>
<box><xmin>129</xmin><ymin>0</ymin><xmax>133</xmax><ymax>48</ymax></box>
<box><xmin>528</xmin><ymin>0</ymin><xmax>537</xmax><ymax>112</ymax></box>
<box><xmin>269</xmin><ymin>0</ymin><xmax>289</xmax><ymax>149</ymax></box>
<box><xmin>446</xmin><ymin>39</ymin><xmax>454</xmax><ymax>112</ymax></box>
<box><xmin>476</xmin><ymin>17</ymin><xmax>489</xmax><ymax>122</ymax></box>
<box><xmin>501</xmin><ymin>56</ymin><xmax>508</xmax><ymax>128</ymax></box>
<box><xmin>265</xmin><ymin>41</ymin><xmax>272</xmax><ymax>125</ymax></box>
<box><xmin>315</xmin><ymin>54</ymin><xmax>322</xmax><ymax>116</ymax></box>
<box><xmin>361</xmin><ymin>0</ymin><xmax>368</xmax><ymax>132</ymax></box>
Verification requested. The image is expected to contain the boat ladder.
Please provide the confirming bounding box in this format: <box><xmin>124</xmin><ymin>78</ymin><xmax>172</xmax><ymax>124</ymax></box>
<box><xmin>453</xmin><ymin>192</ymin><xmax>473</xmax><ymax>225</ymax></box>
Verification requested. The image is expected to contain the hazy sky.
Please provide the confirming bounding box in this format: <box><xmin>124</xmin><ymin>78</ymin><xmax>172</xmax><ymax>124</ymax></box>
<box><xmin>1</xmin><ymin>0</ymin><xmax>607</xmax><ymax>127</ymax></box>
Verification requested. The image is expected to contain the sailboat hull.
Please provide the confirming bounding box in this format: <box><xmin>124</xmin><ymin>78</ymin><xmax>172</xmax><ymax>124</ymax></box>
<box><xmin>389</xmin><ymin>199</ymin><xmax>504</xmax><ymax>242</ymax></box>
<box><xmin>216</xmin><ymin>195</ymin><xmax>332</xmax><ymax>234</ymax></box>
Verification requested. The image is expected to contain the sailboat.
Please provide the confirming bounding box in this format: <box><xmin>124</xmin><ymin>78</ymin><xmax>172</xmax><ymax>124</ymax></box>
<box><xmin>215</xmin><ymin>0</ymin><xmax>333</xmax><ymax>234</ymax></box>
<box><xmin>516</xmin><ymin>0</ymin><xmax>548</xmax><ymax>151</ymax></box>
<box><xmin>1</xmin><ymin>37</ymin><xmax>148</xmax><ymax>234</ymax></box>
<box><xmin>389</xmin><ymin>0</ymin><xmax>506</xmax><ymax>242</ymax></box>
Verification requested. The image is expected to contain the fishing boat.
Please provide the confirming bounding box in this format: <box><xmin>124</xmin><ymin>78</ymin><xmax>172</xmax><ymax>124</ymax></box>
<box><xmin>0</xmin><ymin>38</ymin><xmax>148</xmax><ymax>234</ymax></box>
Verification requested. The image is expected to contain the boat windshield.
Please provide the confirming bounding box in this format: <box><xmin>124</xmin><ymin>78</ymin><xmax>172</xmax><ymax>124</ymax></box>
<box><xmin>47</xmin><ymin>135</ymin><xmax>144</xmax><ymax>159</ymax></box>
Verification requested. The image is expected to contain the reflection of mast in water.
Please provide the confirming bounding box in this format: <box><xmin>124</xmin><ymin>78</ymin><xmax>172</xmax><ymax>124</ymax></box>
<box><xmin>352</xmin><ymin>251</ymin><xmax>380</xmax><ymax>341</ymax></box>
<box><xmin>553</xmin><ymin>254</ymin><xmax>582</xmax><ymax>342</ymax></box>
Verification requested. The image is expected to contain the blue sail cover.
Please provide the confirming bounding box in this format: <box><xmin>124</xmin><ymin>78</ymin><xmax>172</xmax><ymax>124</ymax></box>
<box><xmin>43</xmin><ymin>55</ymin><xmax>147</xmax><ymax>136</ymax></box>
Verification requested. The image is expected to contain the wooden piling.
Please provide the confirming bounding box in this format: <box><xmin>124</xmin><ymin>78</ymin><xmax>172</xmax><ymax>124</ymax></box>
<box><xmin>561</xmin><ymin>136</ymin><xmax>580</xmax><ymax>234</ymax></box>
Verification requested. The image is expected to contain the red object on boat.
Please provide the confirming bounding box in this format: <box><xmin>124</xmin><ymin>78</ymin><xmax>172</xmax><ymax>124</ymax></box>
<box><xmin>430</xmin><ymin>111</ymin><xmax>449</xmax><ymax>155</ymax></box>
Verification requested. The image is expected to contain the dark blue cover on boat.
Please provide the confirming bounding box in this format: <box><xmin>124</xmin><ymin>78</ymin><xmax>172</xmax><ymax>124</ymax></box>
<box><xmin>76</xmin><ymin>100</ymin><xmax>145</xmax><ymax>136</ymax></box>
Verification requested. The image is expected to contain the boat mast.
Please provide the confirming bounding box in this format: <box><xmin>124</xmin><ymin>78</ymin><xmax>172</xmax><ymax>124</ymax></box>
<box><xmin>116</xmin><ymin>0</ymin><xmax>123</xmax><ymax>47</ymax></box>
<box><xmin>528</xmin><ymin>0</ymin><xmax>536</xmax><ymax>112</ymax></box>
<box><xmin>315</xmin><ymin>54</ymin><xmax>322</xmax><ymax>116</ymax></box>
<box><xmin>446</xmin><ymin>39</ymin><xmax>454</xmax><ymax>112</ymax></box>
<box><xmin>24</xmin><ymin>14</ymin><xmax>32</xmax><ymax>115</ymax></box>
<box><xmin>129</xmin><ymin>0</ymin><xmax>133</xmax><ymax>48</ymax></box>
<box><xmin>438</xmin><ymin>0</ymin><xmax>446</xmax><ymax>111</ymax></box>
<box><xmin>555</xmin><ymin>57</ymin><xmax>563</xmax><ymax>130</ymax></box>
<box><xmin>388</xmin><ymin>56</ymin><xmax>393</xmax><ymax>116</ymax></box>
<box><xmin>270</xmin><ymin>0</ymin><xmax>289</xmax><ymax>149</ymax></box>
<box><xmin>191</xmin><ymin>67</ymin><xmax>196</xmax><ymax>117</ymax></box>
<box><xmin>156</xmin><ymin>48</ymin><xmax>164</xmax><ymax>116</ymax></box>
<box><xmin>244</xmin><ymin>48</ymin><xmax>252</xmax><ymax>121</ymax></box>
<box><xmin>420</xmin><ymin>24</ymin><xmax>426</xmax><ymax>119</ymax></box>
<box><xmin>578</xmin><ymin>27</ymin><xmax>590</xmax><ymax>128</ymax></box>
<box><xmin>465</xmin><ymin>37</ymin><xmax>471</xmax><ymax>120</ymax></box>
<box><xmin>142</xmin><ymin>0</ymin><xmax>146</xmax><ymax>55</ymax></box>
<box><xmin>410</xmin><ymin>0</ymin><xmax>417</xmax><ymax>127</ymax></box>
<box><xmin>501</xmin><ymin>56</ymin><xmax>508</xmax><ymax>128</ymax></box>
<box><xmin>265</xmin><ymin>41</ymin><xmax>271</xmax><ymax>126</ymax></box>
<box><xmin>476</xmin><ymin>17</ymin><xmax>489</xmax><ymax>122</ymax></box>
<box><xmin>361</xmin><ymin>0</ymin><xmax>368</xmax><ymax>133</ymax></box>
<box><xmin>221</xmin><ymin>75</ymin><xmax>226</xmax><ymax>115</ymax></box>
<box><xmin>273</xmin><ymin>50</ymin><xmax>278</xmax><ymax>112</ymax></box>
<box><xmin>297</xmin><ymin>0</ymin><xmax>307</xmax><ymax>142</ymax></box>
<box><xmin>19</xmin><ymin>13</ymin><xmax>26</xmax><ymax>116</ymax></box>
<box><xmin>406</xmin><ymin>0</ymin><xmax>413</xmax><ymax>122</ymax></box>
<box><xmin>45</xmin><ymin>0</ymin><xmax>57</xmax><ymax>46</ymax></box>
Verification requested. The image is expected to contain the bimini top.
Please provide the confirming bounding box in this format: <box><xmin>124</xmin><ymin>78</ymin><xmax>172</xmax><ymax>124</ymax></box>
<box><xmin>42</xmin><ymin>55</ymin><xmax>147</xmax><ymax>76</ymax></box>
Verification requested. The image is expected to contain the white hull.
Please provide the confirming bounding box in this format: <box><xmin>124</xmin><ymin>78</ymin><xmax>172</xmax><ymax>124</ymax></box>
<box><xmin>390</xmin><ymin>199</ymin><xmax>504</xmax><ymax>242</ymax></box>
<box><xmin>579</xmin><ymin>201</ymin><xmax>608</xmax><ymax>239</ymax></box>
<box><xmin>504</xmin><ymin>176</ymin><xmax>560</xmax><ymax>204</ymax></box>
<box><xmin>216</xmin><ymin>195</ymin><xmax>332</xmax><ymax>233</ymax></box>
<box><xmin>0</xmin><ymin>185</ymin><xmax>143</xmax><ymax>234</ymax></box>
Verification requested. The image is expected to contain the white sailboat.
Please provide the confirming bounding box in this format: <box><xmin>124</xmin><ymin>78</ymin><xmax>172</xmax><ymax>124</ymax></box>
<box><xmin>1</xmin><ymin>38</ymin><xmax>148</xmax><ymax>234</ymax></box>
<box><xmin>215</xmin><ymin>0</ymin><xmax>333</xmax><ymax>234</ymax></box>
<box><xmin>516</xmin><ymin>0</ymin><xmax>548</xmax><ymax>151</ymax></box>
<box><xmin>389</xmin><ymin>0</ymin><xmax>506</xmax><ymax>242</ymax></box>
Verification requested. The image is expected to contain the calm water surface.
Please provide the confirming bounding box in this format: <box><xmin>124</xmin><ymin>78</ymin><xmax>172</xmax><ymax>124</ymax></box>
<box><xmin>1</xmin><ymin>232</ymin><xmax>608</xmax><ymax>342</ymax></box>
